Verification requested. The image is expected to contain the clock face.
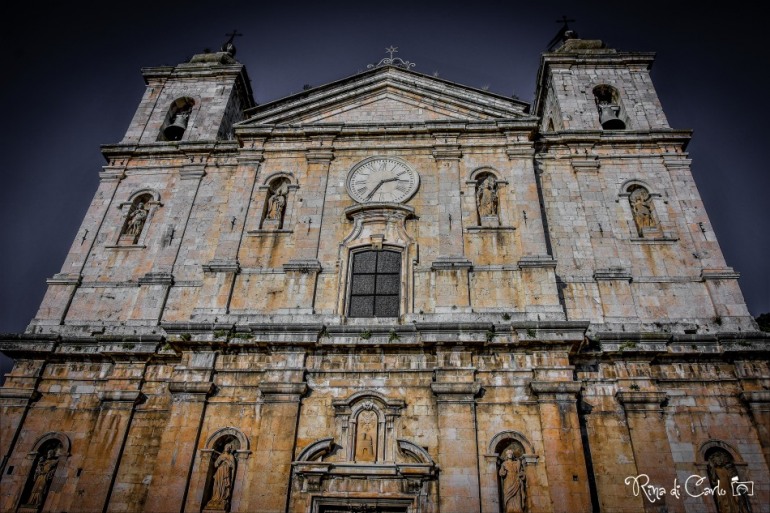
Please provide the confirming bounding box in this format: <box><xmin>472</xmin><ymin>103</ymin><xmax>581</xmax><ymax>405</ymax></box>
<box><xmin>346</xmin><ymin>157</ymin><xmax>420</xmax><ymax>204</ymax></box>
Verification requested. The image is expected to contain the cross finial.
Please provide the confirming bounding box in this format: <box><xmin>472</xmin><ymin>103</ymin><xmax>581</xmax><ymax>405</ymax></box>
<box><xmin>221</xmin><ymin>29</ymin><xmax>242</xmax><ymax>57</ymax></box>
<box><xmin>556</xmin><ymin>15</ymin><xmax>575</xmax><ymax>27</ymax></box>
<box><xmin>385</xmin><ymin>45</ymin><xmax>398</xmax><ymax>59</ymax></box>
<box><xmin>225</xmin><ymin>29</ymin><xmax>243</xmax><ymax>45</ymax></box>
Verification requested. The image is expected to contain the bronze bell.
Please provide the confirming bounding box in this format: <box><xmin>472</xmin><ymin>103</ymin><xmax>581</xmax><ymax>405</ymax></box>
<box><xmin>598</xmin><ymin>104</ymin><xmax>626</xmax><ymax>130</ymax></box>
<box><xmin>163</xmin><ymin>111</ymin><xmax>190</xmax><ymax>141</ymax></box>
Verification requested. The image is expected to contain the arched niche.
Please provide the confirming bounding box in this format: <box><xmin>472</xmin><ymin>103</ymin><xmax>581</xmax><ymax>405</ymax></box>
<box><xmin>197</xmin><ymin>427</ymin><xmax>250</xmax><ymax>513</ymax></box>
<box><xmin>619</xmin><ymin>181</ymin><xmax>662</xmax><ymax>238</ymax></box>
<box><xmin>115</xmin><ymin>189</ymin><xmax>162</xmax><ymax>246</ymax></box>
<box><xmin>698</xmin><ymin>440</ymin><xmax>754</xmax><ymax>513</ymax></box>
<box><xmin>332</xmin><ymin>390</ymin><xmax>405</xmax><ymax>463</ymax></box>
<box><xmin>18</xmin><ymin>433</ymin><xmax>70</xmax><ymax>510</ymax></box>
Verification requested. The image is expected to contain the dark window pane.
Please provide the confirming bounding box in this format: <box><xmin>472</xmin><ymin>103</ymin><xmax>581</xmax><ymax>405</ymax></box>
<box><xmin>377</xmin><ymin>251</ymin><xmax>401</xmax><ymax>273</ymax></box>
<box><xmin>349</xmin><ymin>296</ymin><xmax>374</xmax><ymax>317</ymax></box>
<box><xmin>374</xmin><ymin>295</ymin><xmax>399</xmax><ymax>317</ymax></box>
<box><xmin>353</xmin><ymin>251</ymin><xmax>376</xmax><ymax>273</ymax></box>
<box><xmin>376</xmin><ymin>274</ymin><xmax>400</xmax><ymax>294</ymax></box>
<box><xmin>351</xmin><ymin>274</ymin><xmax>375</xmax><ymax>295</ymax></box>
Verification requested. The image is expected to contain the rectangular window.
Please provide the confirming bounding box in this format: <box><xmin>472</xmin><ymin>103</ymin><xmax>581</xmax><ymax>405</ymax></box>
<box><xmin>348</xmin><ymin>250</ymin><xmax>401</xmax><ymax>317</ymax></box>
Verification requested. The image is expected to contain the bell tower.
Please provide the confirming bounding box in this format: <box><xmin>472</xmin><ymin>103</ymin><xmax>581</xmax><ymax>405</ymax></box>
<box><xmin>533</xmin><ymin>28</ymin><xmax>669</xmax><ymax>132</ymax></box>
<box><xmin>121</xmin><ymin>34</ymin><xmax>254</xmax><ymax>144</ymax></box>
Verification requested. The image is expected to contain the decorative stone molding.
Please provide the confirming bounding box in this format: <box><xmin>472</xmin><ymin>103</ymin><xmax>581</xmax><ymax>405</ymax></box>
<box><xmin>203</xmin><ymin>260</ymin><xmax>240</xmax><ymax>273</ymax></box>
<box><xmin>594</xmin><ymin>267</ymin><xmax>632</xmax><ymax>282</ymax></box>
<box><xmin>530</xmin><ymin>381</ymin><xmax>582</xmax><ymax>402</ymax></box>
<box><xmin>518</xmin><ymin>255</ymin><xmax>557</xmax><ymax>269</ymax></box>
<box><xmin>701</xmin><ymin>268</ymin><xmax>741</xmax><ymax>280</ymax></box>
<box><xmin>45</xmin><ymin>273</ymin><xmax>82</xmax><ymax>286</ymax></box>
<box><xmin>168</xmin><ymin>381</ymin><xmax>216</xmax><ymax>400</ymax></box>
<box><xmin>740</xmin><ymin>390</ymin><xmax>770</xmax><ymax>413</ymax></box>
<box><xmin>258</xmin><ymin>382</ymin><xmax>307</xmax><ymax>403</ymax></box>
<box><xmin>138</xmin><ymin>272</ymin><xmax>174</xmax><ymax>285</ymax></box>
<box><xmin>282</xmin><ymin>259</ymin><xmax>322</xmax><ymax>273</ymax></box>
<box><xmin>431</xmin><ymin>256</ymin><xmax>473</xmax><ymax>270</ymax></box>
<box><xmin>431</xmin><ymin>382</ymin><xmax>482</xmax><ymax>403</ymax></box>
<box><xmin>616</xmin><ymin>391</ymin><xmax>668</xmax><ymax>413</ymax></box>
<box><xmin>99</xmin><ymin>390</ymin><xmax>144</xmax><ymax>404</ymax></box>
<box><xmin>571</xmin><ymin>158</ymin><xmax>600</xmax><ymax>172</ymax></box>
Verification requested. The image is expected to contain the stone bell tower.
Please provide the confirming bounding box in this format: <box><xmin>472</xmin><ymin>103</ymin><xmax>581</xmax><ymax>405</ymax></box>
<box><xmin>531</xmin><ymin>29</ymin><xmax>754</xmax><ymax>333</ymax></box>
<box><xmin>121</xmin><ymin>35</ymin><xmax>254</xmax><ymax>144</ymax></box>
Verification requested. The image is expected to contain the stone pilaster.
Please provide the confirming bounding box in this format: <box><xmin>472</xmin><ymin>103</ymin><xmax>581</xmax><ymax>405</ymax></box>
<box><xmin>431</xmin><ymin>369</ymin><xmax>481</xmax><ymax>513</ymax></box>
<box><xmin>73</xmin><ymin>389</ymin><xmax>143</xmax><ymax>512</ymax></box>
<box><xmin>740</xmin><ymin>391</ymin><xmax>770</xmax><ymax>470</ymax></box>
<box><xmin>143</xmin><ymin>380</ymin><xmax>215</xmax><ymax>513</ymax></box>
<box><xmin>617</xmin><ymin>390</ymin><xmax>682</xmax><ymax>513</ymax></box>
<box><xmin>247</xmin><ymin>381</ymin><xmax>307</xmax><ymax>513</ymax></box>
<box><xmin>531</xmin><ymin>381</ymin><xmax>593</xmax><ymax>513</ymax></box>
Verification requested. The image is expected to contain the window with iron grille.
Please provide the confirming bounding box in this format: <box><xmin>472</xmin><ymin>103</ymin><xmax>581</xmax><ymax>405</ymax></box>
<box><xmin>348</xmin><ymin>250</ymin><xmax>401</xmax><ymax>317</ymax></box>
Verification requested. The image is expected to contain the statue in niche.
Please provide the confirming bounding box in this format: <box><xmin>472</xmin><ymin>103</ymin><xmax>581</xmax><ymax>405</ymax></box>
<box><xmin>476</xmin><ymin>175</ymin><xmax>499</xmax><ymax>219</ymax></box>
<box><xmin>265</xmin><ymin>182</ymin><xmax>289</xmax><ymax>225</ymax></box>
<box><xmin>499</xmin><ymin>446</ymin><xmax>527</xmax><ymax>513</ymax></box>
<box><xmin>354</xmin><ymin>410</ymin><xmax>377</xmax><ymax>462</ymax></box>
<box><xmin>24</xmin><ymin>449</ymin><xmax>59</xmax><ymax>508</ymax></box>
<box><xmin>204</xmin><ymin>443</ymin><xmax>236</xmax><ymax>511</ymax></box>
<box><xmin>628</xmin><ymin>186</ymin><xmax>657</xmax><ymax>236</ymax></box>
<box><xmin>707</xmin><ymin>449</ymin><xmax>752</xmax><ymax>513</ymax></box>
<box><xmin>124</xmin><ymin>201</ymin><xmax>149</xmax><ymax>239</ymax></box>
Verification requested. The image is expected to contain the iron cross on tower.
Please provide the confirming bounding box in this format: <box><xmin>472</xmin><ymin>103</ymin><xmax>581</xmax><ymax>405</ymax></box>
<box><xmin>222</xmin><ymin>29</ymin><xmax>243</xmax><ymax>56</ymax></box>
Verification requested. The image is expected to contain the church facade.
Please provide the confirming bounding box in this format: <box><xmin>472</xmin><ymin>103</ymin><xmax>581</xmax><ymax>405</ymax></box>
<box><xmin>0</xmin><ymin>35</ymin><xmax>768</xmax><ymax>513</ymax></box>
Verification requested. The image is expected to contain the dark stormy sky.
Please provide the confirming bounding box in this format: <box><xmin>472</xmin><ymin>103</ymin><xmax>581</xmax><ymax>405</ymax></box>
<box><xmin>0</xmin><ymin>1</ymin><xmax>768</xmax><ymax>377</ymax></box>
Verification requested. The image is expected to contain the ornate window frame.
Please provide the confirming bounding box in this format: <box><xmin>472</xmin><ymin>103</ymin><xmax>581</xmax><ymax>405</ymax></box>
<box><xmin>336</xmin><ymin>203</ymin><xmax>416</xmax><ymax>319</ymax></box>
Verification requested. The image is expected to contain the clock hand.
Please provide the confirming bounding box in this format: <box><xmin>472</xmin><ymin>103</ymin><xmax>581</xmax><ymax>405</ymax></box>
<box><xmin>365</xmin><ymin>177</ymin><xmax>399</xmax><ymax>200</ymax></box>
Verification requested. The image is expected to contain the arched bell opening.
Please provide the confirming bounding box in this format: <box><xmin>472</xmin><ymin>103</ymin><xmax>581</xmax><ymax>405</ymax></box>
<box><xmin>593</xmin><ymin>84</ymin><xmax>626</xmax><ymax>130</ymax></box>
<box><xmin>159</xmin><ymin>97</ymin><xmax>195</xmax><ymax>141</ymax></box>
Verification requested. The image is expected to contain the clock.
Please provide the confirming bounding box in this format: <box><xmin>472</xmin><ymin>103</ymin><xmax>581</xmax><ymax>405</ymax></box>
<box><xmin>346</xmin><ymin>156</ymin><xmax>420</xmax><ymax>204</ymax></box>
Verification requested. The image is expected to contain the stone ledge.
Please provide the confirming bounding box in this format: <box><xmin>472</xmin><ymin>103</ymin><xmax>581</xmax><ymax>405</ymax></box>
<box><xmin>168</xmin><ymin>382</ymin><xmax>216</xmax><ymax>396</ymax></box>
<box><xmin>593</xmin><ymin>268</ymin><xmax>632</xmax><ymax>281</ymax></box>
<box><xmin>202</xmin><ymin>260</ymin><xmax>240</xmax><ymax>273</ymax></box>
<box><xmin>701</xmin><ymin>268</ymin><xmax>741</xmax><ymax>280</ymax></box>
<box><xmin>430</xmin><ymin>257</ymin><xmax>473</xmax><ymax>270</ymax></box>
<box><xmin>517</xmin><ymin>255</ymin><xmax>557</xmax><ymax>269</ymax></box>
<box><xmin>616</xmin><ymin>391</ymin><xmax>668</xmax><ymax>412</ymax></box>
<box><xmin>530</xmin><ymin>381</ymin><xmax>582</xmax><ymax>396</ymax></box>
<box><xmin>283</xmin><ymin>259</ymin><xmax>323</xmax><ymax>273</ymax></box>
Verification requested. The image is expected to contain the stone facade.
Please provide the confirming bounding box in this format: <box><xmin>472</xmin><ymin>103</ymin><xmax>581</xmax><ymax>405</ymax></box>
<box><xmin>1</xmin><ymin>38</ymin><xmax>768</xmax><ymax>513</ymax></box>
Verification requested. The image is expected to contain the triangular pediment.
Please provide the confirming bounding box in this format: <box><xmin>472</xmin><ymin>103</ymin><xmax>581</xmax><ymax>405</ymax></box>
<box><xmin>239</xmin><ymin>66</ymin><xmax>535</xmax><ymax>126</ymax></box>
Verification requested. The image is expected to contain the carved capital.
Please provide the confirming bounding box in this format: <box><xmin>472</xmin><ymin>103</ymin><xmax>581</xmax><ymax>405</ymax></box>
<box><xmin>530</xmin><ymin>381</ymin><xmax>582</xmax><ymax>401</ymax></box>
<box><xmin>616</xmin><ymin>391</ymin><xmax>668</xmax><ymax>413</ymax></box>
<box><xmin>168</xmin><ymin>381</ymin><xmax>216</xmax><ymax>399</ymax></box>
<box><xmin>259</xmin><ymin>382</ymin><xmax>308</xmax><ymax>403</ymax></box>
<box><xmin>431</xmin><ymin>382</ymin><xmax>481</xmax><ymax>403</ymax></box>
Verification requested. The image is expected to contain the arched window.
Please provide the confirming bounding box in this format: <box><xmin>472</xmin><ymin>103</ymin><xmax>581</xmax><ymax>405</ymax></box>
<box><xmin>626</xmin><ymin>184</ymin><xmax>659</xmax><ymax>237</ymax></box>
<box><xmin>347</xmin><ymin>249</ymin><xmax>401</xmax><ymax>318</ymax></box>
<box><xmin>19</xmin><ymin>437</ymin><xmax>64</xmax><ymax>510</ymax></box>
<box><xmin>593</xmin><ymin>84</ymin><xmax>626</xmax><ymax>130</ymax></box>
<box><xmin>261</xmin><ymin>176</ymin><xmax>291</xmax><ymax>230</ymax></box>
<box><xmin>119</xmin><ymin>193</ymin><xmax>153</xmax><ymax>244</ymax></box>
<box><xmin>158</xmin><ymin>97</ymin><xmax>195</xmax><ymax>141</ymax></box>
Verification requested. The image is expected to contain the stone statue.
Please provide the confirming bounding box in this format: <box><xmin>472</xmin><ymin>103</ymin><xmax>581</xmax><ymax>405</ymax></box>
<box><xmin>266</xmin><ymin>183</ymin><xmax>289</xmax><ymax>224</ymax></box>
<box><xmin>354</xmin><ymin>410</ymin><xmax>377</xmax><ymax>462</ymax></box>
<box><xmin>499</xmin><ymin>448</ymin><xmax>526</xmax><ymax>513</ymax></box>
<box><xmin>124</xmin><ymin>202</ymin><xmax>149</xmax><ymax>238</ymax></box>
<box><xmin>25</xmin><ymin>449</ymin><xmax>59</xmax><ymax>508</ymax></box>
<box><xmin>476</xmin><ymin>176</ymin><xmax>499</xmax><ymax>218</ymax></box>
<box><xmin>707</xmin><ymin>450</ymin><xmax>752</xmax><ymax>513</ymax></box>
<box><xmin>629</xmin><ymin>187</ymin><xmax>657</xmax><ymax>236</ymax></box>
<box><xmin>204</xmin><ymin>443</ymin><xmax>236</xmax><ymax>511</ymax></box>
